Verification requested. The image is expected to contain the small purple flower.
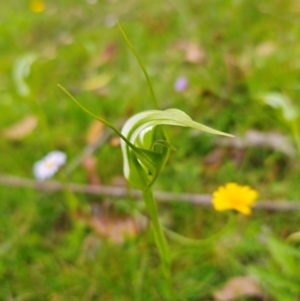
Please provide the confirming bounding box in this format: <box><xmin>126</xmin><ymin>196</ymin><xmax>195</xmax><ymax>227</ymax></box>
<box><xmin>174</xmin><ymin>76</ymin><xmax>188</xmax><ymax>92</ymax></box>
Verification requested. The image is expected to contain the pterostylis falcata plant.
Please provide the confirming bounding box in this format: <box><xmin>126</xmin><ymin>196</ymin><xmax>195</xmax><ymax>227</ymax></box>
<box><xmin>59</xmin><ymin>23</ymin><xmax>233</xmax><ymax>298</ymax></box>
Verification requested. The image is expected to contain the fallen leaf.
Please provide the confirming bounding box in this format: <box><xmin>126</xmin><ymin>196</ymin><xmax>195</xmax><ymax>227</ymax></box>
<box><xmin>3</xmin><ymin>115</ymin><xmax>38</xmax><ymax>140</ymax></box>
<box><xmin>184</xmin><ymin>42</ymin><xmax>206</xmax><ymax>64</ymax></box>
<box><xmin>91</xmin><ymin>43</ymin><xmax>117</xmax><ymax>68</ymax></box>
<box><xmin>213</xmin><ymin>276</ymin><xmax>264</xmax><ymax>301</ymax></box>
<box><xmin>81</xmin><ymin>156</ymin><xmax>147</xmax><ymax>244</ymax></box>
<box><xmin>255</xmin><ymin>41</ymin><xmax>277</xmax><ymax>57</ymax></box>
<box><xmin>204</xmin><ymin>147</ymin><xmax>245</xmax><ymax>171</ymax></box>
<box><xmin>144</xmin><ymin>16</ymin><xmax>168</xmax><ymax>35</ymax></box>
<box><xmin>85</xmin><ymin>120</ymin><xmax>104</xmax><ymax>145</ymax></box>
<box><xmin>58</xmin><ymin>32</ymin><xmax>74</xmax><ymax>45</ymax></box>
<box><xmin>102</xmin><ymin>43</ymin><xmax>117</xmax><ymax>62</ymax></box>
<box><xmin>174</xmin><ymin>40</ymin><xmax>206</xmax><ymax>64</ymax></box>
<box><xmin>90</xmin><ymin>203</ymin><xmax>147</xmax><ymax>244</ymax></box>
<box><xmin>109</xmin><ymin>136</ymin><xmax>120</xmax><ymax>147</ymax></box>
<box><xmin>103</xmin><ymin>14</ymin><xmax>117</xmax><ymax>28</ymax></box>
<box><xmin>204</xmin><ymin>148</ymin><xmax>226</xmax><ymax>171</ymax></box>
<box><xmin>229</xmin><ymin>148</ymin><xmax>245</xmax><ymax>167</ymax></box>
<box><xmin>224</xmin><ymin>52</ymin><xmax>243</xmax><ymax>78</ymax></box>
<box><xmin>82</xmin><ymin>156</ymin><xmax>101</xmax><ymax>186</ymax></box>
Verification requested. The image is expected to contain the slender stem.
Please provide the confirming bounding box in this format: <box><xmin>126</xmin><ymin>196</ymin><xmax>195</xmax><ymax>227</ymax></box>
<box><xmin>142</xmin><ymin>188</ymin><xmax>174</xmax><ymax>299</ymax></box>
<box><xmin>142</xmin><ymin>188</ymin><xmax>170</xmax><ymax>268</ymax></box>
<box><xmin>118</xmin><ymin>22</ymin><xmax>159</xmax><ymax>110</ymax></box>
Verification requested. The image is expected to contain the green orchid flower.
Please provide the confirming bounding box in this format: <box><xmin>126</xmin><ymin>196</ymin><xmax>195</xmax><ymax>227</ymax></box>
<box><xmin>121</xmin><ymin>108</ymin><xmax>232</xmax><ymax>190</ymax></box>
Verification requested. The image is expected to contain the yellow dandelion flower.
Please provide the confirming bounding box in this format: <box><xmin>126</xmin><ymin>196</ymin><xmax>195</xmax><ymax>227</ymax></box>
<box><xmin>30</xmin><ymin>0</ymin><xmax>45</xmax><ymax>13</ymax></box>
<box><xmin>212</xmin><ymin>183</ymin><xmax>258</xmax><ymax>215</ymax></box>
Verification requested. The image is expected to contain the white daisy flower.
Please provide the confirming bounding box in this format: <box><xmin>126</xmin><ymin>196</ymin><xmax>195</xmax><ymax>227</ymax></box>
<box><xmin>33</xmin><ymin>150</ymin><xmax>67</xmax><ymax>180</ymax></box>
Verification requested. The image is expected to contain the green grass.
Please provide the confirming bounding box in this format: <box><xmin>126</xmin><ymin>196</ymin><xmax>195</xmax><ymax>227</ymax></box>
<box><xmin>1</xmin><ymin>0</ymin><xmax>300</xmax><ymax>300</ymax></box>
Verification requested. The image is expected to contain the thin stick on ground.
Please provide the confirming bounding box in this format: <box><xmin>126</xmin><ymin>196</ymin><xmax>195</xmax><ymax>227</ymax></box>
<box><xmin>0</xmin><ymin>174</ymin><xmax>299</xmax><ymax>212</ymax></box>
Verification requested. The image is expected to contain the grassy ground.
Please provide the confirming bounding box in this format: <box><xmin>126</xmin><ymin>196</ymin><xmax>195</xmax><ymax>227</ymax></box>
<box><xmin>1</xmin><ymin>0</ymin><xmax>300</xmax><ymax>300</ymax></box>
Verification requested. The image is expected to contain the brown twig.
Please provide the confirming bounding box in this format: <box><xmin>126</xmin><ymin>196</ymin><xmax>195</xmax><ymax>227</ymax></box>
<box><xmin>0</xmin><ymin>174</ymin><xmax>299</xmax><ymax>211</ymax></box>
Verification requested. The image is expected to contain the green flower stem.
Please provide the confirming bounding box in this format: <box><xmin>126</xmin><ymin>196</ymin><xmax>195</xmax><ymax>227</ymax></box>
<box><xmin>142</xmin><ymin>188</ymin><xmax>170</xmax><ymax>268</ymax></box>
<box><xmin>142</xmin><ymin>188</ymin><xmax>174</xmax><ymax>298</ymax></box>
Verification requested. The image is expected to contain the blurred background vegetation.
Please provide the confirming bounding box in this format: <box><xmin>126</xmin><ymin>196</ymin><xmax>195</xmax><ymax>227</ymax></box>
<box><xmin>1</xmin><ymin>0</ymin><xmax>300</xmax><ymax>300</ymax></box>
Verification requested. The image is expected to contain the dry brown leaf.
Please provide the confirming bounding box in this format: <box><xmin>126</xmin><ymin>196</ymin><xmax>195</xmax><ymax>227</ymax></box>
<box><xmin>109</xmin><ymin>136</ymin><xmax>120</xmax><ymax>147</ymax></box>
<box><xmin>185</xmin><ymin>42</ymin><xmax>206</xmax><ymax>63</ymax></box>
<box><xmin>224</xmin><ymin>53</ymin><xmax>243</xmax><ymax>76</ymax></box>
<box><xmin>204</xmin><ymin>147</ymin><xmax>245</xmax><ymax>171</ymax></box>
<box><xmin>89</xmin><ymin>203</ymin><xmax>147</xmax><ymax>244</ymax></box>
<box><xmin>3</xmin><ymin>115</ymin><xmax>38</xmax><ymax>140</ymax></box>
<box><xmin>85</xmin><ymin>120</ymin><xmax>104</xmax><ymax>145</ymax></box>
<box><xmin>144</xmin><ymin>16</ymin><xmax>168</xmax><ymax>35</ymax></box>
<box><xmin>204</xmin><ymin>148</ymin><xmax>226</xmax><ymax>170</ymax></box>
<box><xmin>91</xmin><ymin>43</ymin><xmax>117</xmax><ymax>68</ymax></box>
<box><xmin>82</xmin><ymin>156</ymin><xmax>101</xmax><ymax>186</ymax></box>
<box><xmin>81</xmin><ymin>155</ymin><xmax>145</xmax><ymax>244</ymax></box>
<box><xmin>229</xmin><ymin>148</ymin><xmax>245</xmax><ymax>166</ymax></box>
<box><xmin>174</xmin><ymin>40</ymin><xmax>206</xmax><ymax>64</ymax></box>
<box><xmin>213</xmin><ymin>276</ymin><xmax>264</xmax><ymax>301</ymax></box>
<box><xmin>255</xmin><ymin>41</ymin><xmax>277</xmax><ymax>57</ymax></box>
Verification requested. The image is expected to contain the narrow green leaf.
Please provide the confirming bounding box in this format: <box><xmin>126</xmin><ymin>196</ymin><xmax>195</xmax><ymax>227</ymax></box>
<box><xmin>118</xmin><ymin>22</ymin><xmax>159</xmax><ymax>110</ymax></box>
<box><xmin>58</xmin><ymin>84</ymin><xmax>137</xmax><ymax>151</ymax></box>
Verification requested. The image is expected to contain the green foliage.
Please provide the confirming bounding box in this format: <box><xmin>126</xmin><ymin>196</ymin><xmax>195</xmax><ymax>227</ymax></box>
<box><xmin>249</xmin><ymin>237</ymin><xmax>300</xmax><ymax>301</ymax></box>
